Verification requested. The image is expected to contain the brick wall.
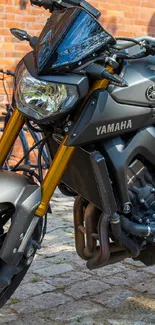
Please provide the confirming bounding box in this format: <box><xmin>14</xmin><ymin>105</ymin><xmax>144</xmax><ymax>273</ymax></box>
<box><xmin>95</xmin><ymin>0</ymin><xmax>155</xmax><ymax>38</ymax></box>
<box><xmin>0</xmin><ymin>1</ymin><xmax>49</xmax><ymax>103</ymax></box>
<box><xmin>0</xmin><ymin>0</ymin><xmax>155</xmax><ymax>166</ymax></box>
<box><xmin>0</xmin><ymin>0</ymin><xmax>155</xmax><ymax>102</ymax></box>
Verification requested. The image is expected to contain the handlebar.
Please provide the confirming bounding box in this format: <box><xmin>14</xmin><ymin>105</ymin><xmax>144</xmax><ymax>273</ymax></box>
<box><xmin>113</xmin><ymin>36</ymin><xmax>155</xmax><ymax>50</ymax></box>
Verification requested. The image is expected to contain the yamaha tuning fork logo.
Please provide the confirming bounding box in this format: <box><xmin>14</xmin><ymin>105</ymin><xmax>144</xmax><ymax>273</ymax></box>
<box><xmin>146</xmin><ymin>84</ymin><xmax>155</xmax><ymax>101</ymax></box>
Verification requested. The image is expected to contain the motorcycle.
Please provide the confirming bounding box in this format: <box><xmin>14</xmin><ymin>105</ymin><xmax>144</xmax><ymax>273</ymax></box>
<box><xmin>0</xmin><ymin>0</ymin><xmax>155</xmax><ymax>308</ymax></box>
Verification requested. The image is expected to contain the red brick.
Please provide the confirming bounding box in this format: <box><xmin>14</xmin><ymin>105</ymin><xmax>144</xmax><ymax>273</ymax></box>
<box><xmin>15</xmin><ymin>43</ymin><xmax>30</xmax><ymax>51</ymax></box>
<box><xmin>0</xmin><ymin>43</ymin><xmax>14</xmax><ymax>50</ymax></box>
<box><xmin>5</xmin><ymin>21</ymin><xmax>26</xmax><ymax>29</ymax></box>
<box><xmin>0</xmin><ymin>0</ymin><xmax>154</xmax><ymax>105</ymax></box>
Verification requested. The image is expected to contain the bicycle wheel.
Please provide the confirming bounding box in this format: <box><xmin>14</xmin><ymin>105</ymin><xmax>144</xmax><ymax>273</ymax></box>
<box><xmin>0</xmin><ymin>116</ymin><xmax>30</xmax><ymax>169</ymax></box>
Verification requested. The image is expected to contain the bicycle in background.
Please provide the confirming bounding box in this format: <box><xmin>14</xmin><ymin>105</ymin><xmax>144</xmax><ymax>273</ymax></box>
<box><xmin>0</xmin><ymin>69</ymin><xmax>49</xmax><ymax>177</ymax></box>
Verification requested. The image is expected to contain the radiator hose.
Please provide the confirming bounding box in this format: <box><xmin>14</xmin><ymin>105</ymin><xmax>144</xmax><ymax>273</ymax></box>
<box><xmin>121</xmin><ymin>216</ymin><xmax>155</xmax><ymax>237</ymax></box>
<box><xmin>110</xmin><ymin>213</ymin><xmax>140</xmax><ymax>258</ymax></box>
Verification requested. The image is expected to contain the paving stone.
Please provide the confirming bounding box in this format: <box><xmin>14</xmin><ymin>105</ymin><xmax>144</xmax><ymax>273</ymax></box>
<box><xmin>48</xmin><ymin>271</ymin><xmax>91</xmax><ymax>288</ymax></box>
<box><xmin>108</xmin><ymin>321</ymin><xmax>147</xmax><ymax>325</ymax></box>
<box><xmin>43</xmin><ymin>247</ymin><xmax>87</xmax><ymax>270</ymax></box>
<box><xmin>72</xmin><ymin>257</ymin><xmax>91</xmax><ymax>269</ymax></box>
<box><xmin>44</xmin><ymin>213</ymin><xmax>73</xmax><ymax>229</ymax></box>
<box><xmin>36</xmin><ymin>263</ymin><xmax>73</xmax><ymax>277</ymax></box>
<box><xmin>124</xmin><ymin>270</ymin><xmax>151</xmax><ymax>284</ymax></box>
<box><xmin>103</xmin><ymin>270</ymin><xmax>151</xmax><ymax>287</ymax></box>
<box><xmin>40</xmin><ymin>230</ymin><xmax>74</xmax><ymax>248</ymax></box>
<box><xmin>125</xmin><ymin>294</ymin><xmax>155</xmax><ymax>314</ymax></box>
<box><xmin>46</xmin><ymin>215</ymin><xmax>70</xmax><ymax>232</ymax></box>
<box><xmin>21</xmin><ymin>272</ymin><xmax>42</xmax><ymax>285</ymax></box>
<box><xmin>45</xmin><ymin>226</ymin><xmax>74</xmax><ymax>239</ymax></box>
<box><xmin>10</xmin><ymin>281</ymin><xmax>55</xmax><ymax>300</ymax></box>
<box><xmin>29</xmin><ymin>258</ymin><xmax>52</xmax><ymax>273</ymax></box>
<box><xmin>65</xmin><ymin>279</ymin><xmax>110</xmax><ymax>299</ymax></box>
<box><xmin>143</xmin><ymin>265</ymin><xmax>155</xmax><ymax>275</ymax></box>
<box><xmin>93</xmin><ymin>288</ymin><xmax>134</xmax><ymax>309</ymax></box>
<box><xmin>52</xmin><ymin>206</ymin><xmax>73</xmax><ymax>212</ymax></box>
<box><xmin>103</xmin><ymin>275</ymin><xmax>129</xmax><ymax>286</ymax></box>
<box><xmin>42</xmin><ymin>300</ymin><xmax>103</xmax><ymax>322</ymax></box>
<box><xmin>132</xmin><ymin>281</ymin><xmax>155</xmax><ymax>294</ymax></box>
<box><xmin>52</xmin><ymin>198</ymin><xmax>73</xmax><ymax>207</ymax></box>
<box><xmin>124</xmin><ymin>258</ymin><xmax>146</xmax><ymax>268</ymax></box>
<box><xmin>42</xmin><ymin>250</ymin><xmax>83</xmax><ymax>267</ymax></box>
<box><xmin>0</xmin><ymin>308</ymin><xmax>18</xmax><ymax>323</ymax></box>
<box><xmin>90</xmin><ymin>263</ymin><xmax>128</xmax><ymax>277</ymax></box>
<box><xmin>38</xmin><ymin>244</ymin><xmax>75</xmax><ymax>257</ymax></box>
<box><xmin>6</xmin><ymin>316</ymin><xmax>52</xmax><ymax>325</ymax></box>
<box><xmin>11</xmin><ymin>292</ymin><xmax>70</xmax><ymax>314</ymax></box>
<box><xmin>144</xmin><ymin>315</ymin><xmax>155</xmax><ymax>324</ymax></box>
<box><xmin>69</xmin><ymin>318</ymin><xmax>109</xmax><ymax>325</ymax></box>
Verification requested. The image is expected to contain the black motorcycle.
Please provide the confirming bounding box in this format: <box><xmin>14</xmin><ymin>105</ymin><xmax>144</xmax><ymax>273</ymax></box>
<box><xmin>0</xmin><ymin>0</ymin><xmax>155</xmax><ymax>307</ymax></box>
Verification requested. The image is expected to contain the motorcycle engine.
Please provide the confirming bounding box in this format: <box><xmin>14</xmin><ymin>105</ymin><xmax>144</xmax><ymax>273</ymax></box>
<box><xmin>128</xmin><ymin>159</ymin><xmax>155</xmax><ymax>235</ymax></box>
<box><xmin>127</xmin><ymin>159</ymin><xmax>155</xmax><ymax>264</ymax></box>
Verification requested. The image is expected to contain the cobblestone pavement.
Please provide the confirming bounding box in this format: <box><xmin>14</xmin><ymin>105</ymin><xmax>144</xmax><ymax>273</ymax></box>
<box><xmin>0</xmin><ymin>190</ymin><xmax>155</xmax><ymax>325</ymax></box>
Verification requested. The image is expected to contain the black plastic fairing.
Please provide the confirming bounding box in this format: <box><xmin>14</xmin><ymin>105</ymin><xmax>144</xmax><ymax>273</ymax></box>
<box><xmin>45</xmin><ymin>132</ymin><xmax>116</xmax><ymax>211</ymax></box>
<box><xmin>66</xmin><ymin>90</ymin><xmax>155</xmax><ymax>146</ymax></box>
<box><xmin>108</xmin><ymin>55</ymin><xmax>155</xmax><ymax>107</ymax></box>
<box><xmin>102</xmin><ymin>127</ymin><xmax>155</xmax><ymax>208</ymax></box>
<box><xmin>23</xmin><ymin>52</ymin><xmax>89</xmax><ymax>99</ymax></box>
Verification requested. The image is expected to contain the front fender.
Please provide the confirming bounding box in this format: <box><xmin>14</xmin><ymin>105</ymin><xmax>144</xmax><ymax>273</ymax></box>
<box><xmin>0</xmin><ymin>169</ymin><xmax>41</xmax><ymax>265</ymax></box>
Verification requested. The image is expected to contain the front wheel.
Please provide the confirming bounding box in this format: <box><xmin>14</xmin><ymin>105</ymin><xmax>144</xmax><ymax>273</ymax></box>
<box><xmin>0</xmin><ymin>214</ymin><xmax>43</xmax><ymax>308</ymax></box>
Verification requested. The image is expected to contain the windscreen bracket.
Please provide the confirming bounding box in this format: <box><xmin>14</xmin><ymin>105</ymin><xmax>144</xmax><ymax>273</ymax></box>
<box><xmin>30</xmin><ymin>0</ymin><xmax>101</xmax><ymax>19</ymax></box>
<box><xmin>60</xmin><ymin>0</ymin><xmax>101</xmax><ymax>18</ymax></box>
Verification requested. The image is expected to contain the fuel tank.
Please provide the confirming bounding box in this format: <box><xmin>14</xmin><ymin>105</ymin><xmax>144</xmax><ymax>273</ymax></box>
<box><xmin>108</xmin><ymin>56</ymin><xmax>155</xmax><ymax>106</ymax></box>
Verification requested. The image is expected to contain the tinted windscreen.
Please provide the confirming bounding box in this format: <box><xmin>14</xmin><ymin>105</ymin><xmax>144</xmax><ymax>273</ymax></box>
<box><xmin>35</xmin><ymin>7</ymin><xmax>115</xmax><ymax>74</ymax></box>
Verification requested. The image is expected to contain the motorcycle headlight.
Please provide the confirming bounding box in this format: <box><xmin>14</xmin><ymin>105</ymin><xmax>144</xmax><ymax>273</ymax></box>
<box><xmin>15</xmin><ymin>61</ymin><xmax>79</xmax><ymax>122</ymax></box>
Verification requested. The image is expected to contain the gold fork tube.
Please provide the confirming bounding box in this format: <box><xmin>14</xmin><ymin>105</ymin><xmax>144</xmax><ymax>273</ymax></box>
<box><xmin>35</xmin><ymin>66</ymin><xmax>114</xmax><ymax>217</ymax></box>
<box><xmin>0</xmin><ymin>67</ymin><xmax>114</xmax><ymax>218</ymax></box>
<box><xmin>0</xmin><ymin>108</ymin><xmax>25</xmax><ymax>166</ymax></box>
<box><xmin>35</xmin><ymin>136</ymin><xmax>75</xmax><ymax>217</ymax></box>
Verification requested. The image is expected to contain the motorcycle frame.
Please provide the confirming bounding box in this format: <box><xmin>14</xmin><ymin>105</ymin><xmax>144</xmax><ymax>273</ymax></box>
<box><xmin>0</xmin><ymin>67</ymin><xmax>113</xmax><ymax>217</ymax></box>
